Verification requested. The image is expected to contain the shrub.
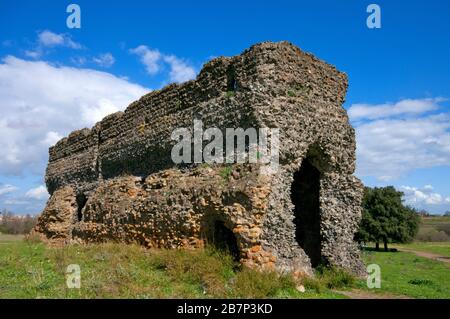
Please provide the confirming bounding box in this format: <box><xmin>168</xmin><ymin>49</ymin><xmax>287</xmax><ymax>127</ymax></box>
<box><xmin>408</xmin><ymin>279</ymin><xmax>434</xmax><ymax>286</ymax></box>
<box><xmin>287</xmin><ymin>90</ymin><xmax>296</xmax><ymax>97</ymax></box>
<box><xmin>436</xmin><ymin>223</ymin><xmax>450</xmax><ymax>237</ymax></box>
<box><xmin>220</xmin><ymin>166</ymin><xmax>232</xmax><ymax>181</ymax></box>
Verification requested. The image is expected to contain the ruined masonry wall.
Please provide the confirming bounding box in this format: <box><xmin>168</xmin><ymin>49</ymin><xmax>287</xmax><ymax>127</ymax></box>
<box><xmin>35</xmin><ymin>41</ymin><xmax>365</xmax><ymax>276</ymax></box>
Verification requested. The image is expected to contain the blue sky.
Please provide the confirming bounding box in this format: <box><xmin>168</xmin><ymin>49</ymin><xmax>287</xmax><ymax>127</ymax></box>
<box><xmin>0</xmin><ymin>0</ymin><xmax>449</xmax><ymax>215</ymax></box>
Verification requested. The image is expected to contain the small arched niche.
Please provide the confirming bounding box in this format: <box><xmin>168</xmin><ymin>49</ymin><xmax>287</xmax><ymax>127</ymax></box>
<box><xmin>76</xmin><ymin>193</ymin><xmax>87</xmax><ymax>222</ymax></box>
<box><xmin>226</xmin><ymin>65</ymin><xmax>237</xmax><ymax>92</ymax></box>
<box><xmin>211</xmin><ymin>220</ymin><xmax>240</xmax><ymax>262</ymax></box>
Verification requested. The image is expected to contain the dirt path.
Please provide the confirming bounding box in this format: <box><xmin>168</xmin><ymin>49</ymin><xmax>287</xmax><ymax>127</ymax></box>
<box><xmin>396</xmin><ymin>247</ymin><xmax>450</xmax><ymax>267</ymax></box>
<box><xmin>334</xmin><ymin>289</ymin><xmax>412</xmax><ymax>299</ymax></box>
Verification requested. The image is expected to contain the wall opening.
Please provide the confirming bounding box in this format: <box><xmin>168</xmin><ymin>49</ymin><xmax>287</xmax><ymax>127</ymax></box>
<box><xmin>212</xmin><ymin>220</ymin><xmax>240</xmax><ymax>262</ymax></box>
<box><xmin>76</xmin><ymin>193</ymin><xmax>87</xmax><ymax>222</ymax></box>
<box><xmin>291</xmin><ymin>157</ymin><xmax>322</xmax><ymax>267</ymax></box>
<box><xmin>226</xmin><ymin>66</ymin><xmax>237</xmax><ymax>92</ymax></box>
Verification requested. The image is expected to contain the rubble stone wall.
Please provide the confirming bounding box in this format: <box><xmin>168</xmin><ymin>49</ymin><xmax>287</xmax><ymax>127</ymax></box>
<box><xmin>35</xmin><ymin>41</ymin><xmax>365</xmax><ymax>275</ymax></box>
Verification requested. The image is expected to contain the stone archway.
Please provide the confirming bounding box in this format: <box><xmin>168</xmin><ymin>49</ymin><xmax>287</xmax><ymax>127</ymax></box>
<box><xmin>212</xmin><ymin>220</ymin><xmax>240</xmax><ymax>262</ymax></box>
<box><xmin>290</xmin><ymin>156</ymin><xmax>322</xmax><ymax>267</ymax></box>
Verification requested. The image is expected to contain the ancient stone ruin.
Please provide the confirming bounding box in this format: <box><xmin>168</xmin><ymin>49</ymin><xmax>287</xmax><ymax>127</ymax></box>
<box><xmin>34</xmin><ymin>41</ymin><xmax>365</xmax><ymax>275</ymax></box>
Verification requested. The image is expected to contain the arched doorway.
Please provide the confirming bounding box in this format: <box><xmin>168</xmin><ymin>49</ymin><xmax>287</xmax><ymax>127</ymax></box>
<box><xmin>290</xmin><ymin>157</ymin><xmax>322</xmax><ymax>267</ymax></box>
<box><xmin>212</xmin><ymin>220</ymin><xmax>240</xmax><ymax>262</ymax></box>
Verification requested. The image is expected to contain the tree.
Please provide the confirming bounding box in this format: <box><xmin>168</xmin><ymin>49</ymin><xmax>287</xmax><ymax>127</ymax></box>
<box><xmin>444</xmin><ymin>211</ymin><xmax>450</xmax><ymax>217</ymax></box>
<box><xmin>356</xmin><ymin>186</ymin><xmax>420</xmax><ymax>251</ymax></box>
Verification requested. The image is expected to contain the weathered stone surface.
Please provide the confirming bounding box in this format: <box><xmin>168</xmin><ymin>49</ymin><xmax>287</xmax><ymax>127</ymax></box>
<box><xmin>35</xmin><ymin>41</ymin><xmax>365</xmax><ymax>275</ymax></box>
<box><xmin>33</xmin><ymin>186</ymin><xmax>77</xmax><ymax>242</ymax></box>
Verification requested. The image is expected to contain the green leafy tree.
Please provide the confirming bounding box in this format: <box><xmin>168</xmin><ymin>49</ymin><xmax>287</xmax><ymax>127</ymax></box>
<box><xmin>356</xmin><ymin>186</ymin><xmax>420</xmax><ymax>251</ymax></box>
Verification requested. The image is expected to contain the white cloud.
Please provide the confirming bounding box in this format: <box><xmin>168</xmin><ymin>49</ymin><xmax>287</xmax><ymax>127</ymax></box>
<box><xmin>130</xmin><ymin>45</ymin><xmax>162</xmax><ymax>74</ymax></box>
<box><xmin>4</xmin><ymin>199</ymin><xmax>29</xmax><ymax>205</ymax></box>
<box><xmin>0</xmin><ymin>56</ymin><xmax>148</xmax><ymax>175</ymax></box>
<box><xmin>38</xmin><ymin>31</ymin><xmax>65</xmax><ymax>46</ymax></box>
<box><xmin>25</xmin><ymin>185</ymin><xmax>49</xmax><ymax>200</ymax></box>
<box><xmin>25</xmin><ymin>30</ymin><xmax>82</xmax><ymax>59</ymax></box>
<box><xmin>350</xmin><ymin>98</ymin><xmax>450</xmax><ymax>180</ymax></box>
<box><xmin>348</xmin><ymin>98</ymin><xmax>445</xmax><ymax>121</ymax></box>
<box><xmin>92</xmin><ymin>53</ymin><xmax>115</xmax><ymax>68</ymax></box>
<box><xmin>400</xmin><ymin>185</ymin><xmax>447</xmax><ymax>206</ymax></box>
<box><xmin>42</xmin><ymin>131</ymin><xmax>63</xmax><ymax>147</ymax></box>
<box><xmin>130</xmin><ymin>45</ymin><xmax>196</xmax><ymax>83</ymax></box>
<box><xmin>82</xmin><ymin>98</ymin><xmax>122</xmax><ymax>123</ymax></box>
<box><xmin>72</xmin><ymin>54</ymin><xmax>115</xmax><ymax>68</ymax></box>
<box><xmin>38</xmin><ymin>30</ymin><xmax>81</xmax><ymax>49</ymax></box>
<box><xmin>163</xmin><ymin>55</ymin><xmax>196</xmax><ymax>83</ymax></box>
<box><xmin>0</xmin><ymin>184</ymin><xmax>19</xmax><ymax>196</ymax></box>
<box><xmin>24</xmin><ymin>50</ymin><xmax>42</xmax><ymax>59</ymax></box>
<box><xmin>70</xmin><ymin>56</ymin><xmax>87</xmax><ymax>66</ymax></box>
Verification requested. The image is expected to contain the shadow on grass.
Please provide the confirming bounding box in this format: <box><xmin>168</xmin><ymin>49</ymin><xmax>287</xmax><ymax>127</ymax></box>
<box><xmin>362</xmin><ymin>247</ymin><xmax>399</xmax><ymax>253</ymax></box>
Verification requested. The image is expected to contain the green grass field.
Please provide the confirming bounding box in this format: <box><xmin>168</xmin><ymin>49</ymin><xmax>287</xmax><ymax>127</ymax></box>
<box><xmin>0</xmin><ymin>237</ymin><xmax>346</xmax><ymax>299</ymax></box>
<box><xmin>358</xmin><ymin>248</ymin><xmax>450</xmax><ymax>298</ymax></box>
<box><xmin>389</xmin><ymin>216</ymin><xmax>450</xmax><ymax>257</ymax></box>
<box><xmin>392</xmin><ymin>242</ymin><xmax>450</xmax><ymax>258</ymax></box>
<box><xmin>0</xmin><ymin>234</ymin><xmax>24</xmax><ymax>242</ymax></box>
<box><xmin>1</xmin><ymin>233</ymin><xmax>449</xmax><ymax>299</ymax></box>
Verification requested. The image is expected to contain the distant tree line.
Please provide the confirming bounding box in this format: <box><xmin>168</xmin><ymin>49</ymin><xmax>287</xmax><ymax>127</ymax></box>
<box><xmin>416</xmin><ymin>209</ymin><xmax>449</xmax><ymax>217</ymax></box>
<box><xmin>0</xmin><ymin>209</ymin><xmax>38</xmax><ymax>234</ymax></box>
